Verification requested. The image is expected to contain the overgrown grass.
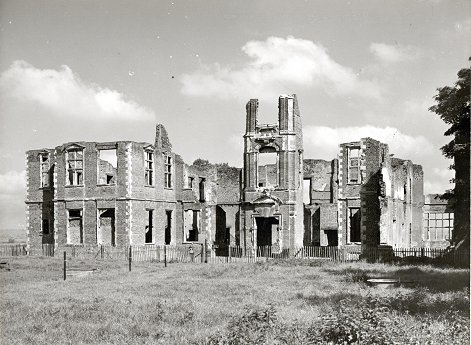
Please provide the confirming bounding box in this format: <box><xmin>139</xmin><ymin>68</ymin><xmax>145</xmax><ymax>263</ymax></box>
<box><xmin>0</xmin><ymin>257</ymin><xmax>469</xmax><ymax>344</ymax></box>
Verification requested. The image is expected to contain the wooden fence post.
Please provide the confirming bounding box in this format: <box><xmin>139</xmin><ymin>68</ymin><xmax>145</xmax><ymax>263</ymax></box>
<box><xmin>63</xmin><ymin>251</ymin><xmax>67</xmax><ymax>281</ymax></box>
<box><xmin>128</xmin><ymin>245</ymin><xmax>132</xmax><ymax>272</ymax></box>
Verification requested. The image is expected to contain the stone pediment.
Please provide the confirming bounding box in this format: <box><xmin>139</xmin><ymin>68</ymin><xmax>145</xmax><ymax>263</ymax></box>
<box><xmin>252</xmin><ymin>191</ymin><xmax>283</xmax><ymax>206</ymax></box>
<box><xmin>62</xmin><ymin>143</ymin><xmax>85</xmax><ymax>152</ymax></box>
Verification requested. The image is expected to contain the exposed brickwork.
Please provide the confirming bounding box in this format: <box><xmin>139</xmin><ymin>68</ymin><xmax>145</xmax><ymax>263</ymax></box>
<box><xmin>26</xmin><ymin>95</ymin><xmax>431</xmax><ymax>252</ymax></box>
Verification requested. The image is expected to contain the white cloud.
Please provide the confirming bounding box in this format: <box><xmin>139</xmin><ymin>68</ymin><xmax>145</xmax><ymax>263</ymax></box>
<box><xmin>0</xmin><ymin>60</ymin><xmax>155</xmax><ymax>121</ymax></box>
<box><xmin>181</xmin><ymin>36</ymin><xmax>381</xmax><ymax>100</ymax></box>
<box><xmin>303</xmin><ymin>125</ymin><xmax>433</xmax><ymax>161</ymax></box>
<box><xmin>0</xmin><ymin>170</ymin><xmax>26</xmax><ymax>195</ymax></box>
<box><xmin>369</xmin><ymin>43</ymin><xmax>419</xmax><ymax>64</ymax></box>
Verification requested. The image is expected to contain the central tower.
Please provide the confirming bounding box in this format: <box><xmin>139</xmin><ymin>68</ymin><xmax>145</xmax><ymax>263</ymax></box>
<box><xmin>240</xmin><ymin>94</ymin><xmax>304</xmax><ymax>252</ymax></box>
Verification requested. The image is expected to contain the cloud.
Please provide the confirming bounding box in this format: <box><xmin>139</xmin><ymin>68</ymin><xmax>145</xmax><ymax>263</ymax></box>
<box><xmin>181</xmin><ymin>36</ymin><xmax>381</xmax><ymax>100</ymax></box>
<box><xmin>0</xmin><ymin>170</ymin><xmax>26</xmax><ymax>196</ymax></box>
<box><xmin>303</xmin><ymin>125</ymin><xmax>434</xmax><ymax>161</ymax></box>
<box><xmin>369</xmin><ymin>43</ymin><xmax>419</xmax><ymax>64</ymax></box>
<box><xmin>0</xmin><ymin>60</ymin><xmax>155</xmax><ymax>121</ymax></box>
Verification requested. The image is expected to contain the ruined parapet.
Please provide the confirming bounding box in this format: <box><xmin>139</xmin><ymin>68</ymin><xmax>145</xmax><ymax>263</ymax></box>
<box><xmin>155</xmin><ymin>124</ymin><xmax>172</xmax><ymax>153</ymax></box>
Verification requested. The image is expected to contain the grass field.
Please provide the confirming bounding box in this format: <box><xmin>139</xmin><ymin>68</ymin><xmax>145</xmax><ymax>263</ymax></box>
<box><xmin>0</xmin><ymin>257</ymin><xmax>469</xmax><ymax>344</ymax></box>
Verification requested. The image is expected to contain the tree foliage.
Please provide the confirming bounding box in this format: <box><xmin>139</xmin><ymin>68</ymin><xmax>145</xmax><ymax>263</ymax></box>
<box><xmin>429</xmin><ymin>61</ymin><xmax>470</xmax><ymax>247</ymax></box>
<box><xmin>429</xmin><ymin>65</ymin><xmax>470</xmax><ymax>161</ymax></box>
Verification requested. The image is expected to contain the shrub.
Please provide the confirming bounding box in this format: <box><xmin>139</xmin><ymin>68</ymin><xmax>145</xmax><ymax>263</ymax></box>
<box><xmin>206</xmin><ymin>305</ymin><xmax>277</xmax><ymax>345</ymax></box>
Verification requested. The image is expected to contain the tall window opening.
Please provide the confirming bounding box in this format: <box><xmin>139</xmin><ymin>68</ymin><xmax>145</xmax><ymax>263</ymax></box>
<box><xmin>98</xmin><ymin>209</ymin><xmax>115</xmax><ymax>246</ymax></box>
<box><xmin>67</xmin><ymin>149</ymin><xmax>83</xmax><ymax>186</ymax></box>
<box><xmin>258</xmin><ymin>147</ymin><xmax>277</xmax><ymax>188</ymax></box>
<box><xmin>98</xmin><ymin>149</ymin><xmax>117</xmax><ymax>185</ymax></box>
<box><xmin>347</xmin><ymin>147</ymin><xmax>361</xmax><ymax>184</ymax></box>
<box><xmin>40</xmin><ymin>153</ymin><xmax>50</xmax><ymax>188</ymax></box>
<box><xmin>188</xmin><ymin>176</ymin><xmax>194</xmax><ymax>188</ymax></box>
<box><xmin>199</xmin><ymin>178</ymin><xmax>206</xmax><ymax>202</ymax></box>
<box><xmin>184</xmin><ymin>210</ymin><xmax>199</xmax><ymax>242</ymax></box>
<box><xmin>145</xmin><ymin>150</ymin><xmax>154</xmax><ymax>185</ymax></box>
<box><xmin>303</xmin><ymin>178</ymin><xmax>311</xmax><ymax>204</ymax></box>
<box><xmin>165</xmin><ymin>210</ymin><xmax>172</xmax><ymax>244</ymax></box>
<box><xmin>348</xmin><ymin>208</ymin><xmax>361</xmax><ymax>243</ymax></box>
<box><xmin>145</xmin><ymin>210</ymin><xmax>153</xmax><ymax>244</ymax></box>
<box><xmin>164</xmin><ymin>155</ymin><xmax>172</xmax><ymax>188</ymax></box>
<box><xmin>67</xmin><ymin>209</ymin><xmax>83</xmax><ymax>244</ymax></box>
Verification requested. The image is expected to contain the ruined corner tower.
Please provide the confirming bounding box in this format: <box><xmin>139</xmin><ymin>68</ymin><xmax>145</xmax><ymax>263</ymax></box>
<box><xmin>241</xmin><ymin>94</ymin><xmax>304</xmax><ymax>252</ymax></box>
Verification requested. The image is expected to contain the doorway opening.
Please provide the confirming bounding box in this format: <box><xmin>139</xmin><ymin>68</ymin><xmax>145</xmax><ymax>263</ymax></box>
<box><xmin>255</xmin><ymin>216</ymin><xmax>279</xmax><ymax>247</ymax></box>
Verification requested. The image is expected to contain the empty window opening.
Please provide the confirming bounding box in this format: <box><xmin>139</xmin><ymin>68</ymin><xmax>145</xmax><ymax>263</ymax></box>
<box><xmin>145</xmin><ymin>151</ymin><xmax>154</xmax><ymax>185</ymax></box>
<box><xmin>67</xmin><ymin>149</ymin><xmax>83</xmax><ymax>186</ymax></box>
<box><xmin>199</xmin><ymin>178</ymin><xmax>206</xmax><ymax>202</ymax></box>
<box><xmin>42</xmin><ymin>218</ymin><xmax>50</xmax><ymax>235</ymax></box>
<box><xmin>145</xmin><ymin>209</ymin><xmax>153</xmax><ymax>244</ymax></box>
<box><xmin>40</xmin><ymin>153</ymin><xmax>50</xmax><ymax>188</ymax></box>
<box><xmin>303</xmin><ymin>178</ymin><xmax>311</xmax><ymax>204</ymax></box>
<box><xmin>98</xmin><ymin>209</ymin><xmax>115</xmax><ymax>246</ymax></box>
<box><xmin>188</xmin><ymin>176</ymin><xmax>194</xmax><ymax>188</ymax></box>
<box><xmin>67</xmin><ymin>209</ymin><xmax>83</xmax><ymax>244</ymax></box>
<box><xmin>348</xmin><ymin>147</ymin><xmax>360</xmax><ymax>184</ymax></box>
<box><xmin>258</xmin><ymin>148</ymin><xmax>277</xmax><ymax>187</ymax></box>
<box><xmin>98</xmin><ymin>149</ymin><xmax>117</xmax><ymax>185</ymax></box>
<box><xmin>348</xmin><ymin>208</ymin><xmax>361</xmax><ymax>243</ymax></box>
<box><xmin>184</xmin><ymin>210</ymin><xmax>199</xmax><ymax>242</ymax></box>
<box><xmin>165</xmin><ymin>210</ymin><xmax>172</xmax><ymax>244</ymax></box>
<box><xmin>255</xmin><ymin>217</ymin><xmax>279</xmax><ymax>247</ymax></box>
<box><xmin>164</xmin><ymin>155</ymin><xmax>172</xmax><ymax>188</ymax></box>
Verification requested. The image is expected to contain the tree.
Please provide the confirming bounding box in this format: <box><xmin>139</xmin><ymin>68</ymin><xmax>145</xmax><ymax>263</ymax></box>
<box><xmin>429</xmin><ymin>61</ymin><xmax>470</xmax><ymax>249</ymax></box>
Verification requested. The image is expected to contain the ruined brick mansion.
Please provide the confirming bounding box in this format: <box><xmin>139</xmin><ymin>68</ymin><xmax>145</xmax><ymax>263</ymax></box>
<box><xmin>26</xmin><ymin>95</ymin><xmax>453</xmax><ymax>252</ymax></box>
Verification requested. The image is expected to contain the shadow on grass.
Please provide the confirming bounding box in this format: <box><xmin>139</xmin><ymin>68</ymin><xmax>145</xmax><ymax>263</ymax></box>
<box><xmin>298</xmin><ymin>290</ymin><xmax>469</xmax><ymax>316</ymax></box>
<box><xmin>322</xmin><ymin>265</ymin><xmax>470</xmax><ymax>292</ymax></box>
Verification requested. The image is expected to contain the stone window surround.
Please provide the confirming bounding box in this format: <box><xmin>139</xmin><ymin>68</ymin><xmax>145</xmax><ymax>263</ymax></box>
<box><xmin>66</xmin><ymin>148</ymin><xmax>84</xmax><ymax>187</ymax></box>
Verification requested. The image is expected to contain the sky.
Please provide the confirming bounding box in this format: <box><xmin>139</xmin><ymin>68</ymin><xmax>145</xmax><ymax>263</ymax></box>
<box><xmin>0</xmin><ymin>0</ymin><xmax>470</xmax><ymax>231</ymax></box>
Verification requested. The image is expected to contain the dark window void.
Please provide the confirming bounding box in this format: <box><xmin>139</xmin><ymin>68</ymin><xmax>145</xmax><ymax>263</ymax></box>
<box><xmin>165</xmin><ymin>210</ymin><xmax>172</xmax><ymax>245</ymax></box>
<box><xmin>255</xmin><ymin>217</ymin><xmax>279</xmax><ymax>247</ymax></box>
<box><xmin>98</xmin><ymin>149</ymin><xmax>117</xmax><ymax>185</ymax></box>
<box><xmin>349</xmin><ymin>208</ymin><xmax>361</xmax><ymax>243</ymax></box>
<box><xmin>326</xmin><ymin>230</ymin><xmax>338</xmax><ymax>246</ymax></box>
<box><xmin>188</xmin><ymin>176</ymin><xmax>194</xmax><ymax>188</ymax></box>
<box><xmin>42</xmin><ymin>218</ymin><xmax>50</xmax><ymax>235</ymax></box>
<box><xmin>199</xmin><ymin>178</ymin><xmax>206</xmax><ymax>202</ymax></box>
<box><xmin>145</xmin><ymin>210</ymin><xmax>153</xmax><ymax>244</ymax></box>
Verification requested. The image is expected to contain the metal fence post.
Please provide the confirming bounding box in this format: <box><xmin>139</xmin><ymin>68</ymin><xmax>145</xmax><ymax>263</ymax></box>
<box><xmin>63</xmin><ymin>251</ymin><xmax>67</xmax><ymax>281</ymax></box>
<box><xmin>128</xmin><ymin>245</ymin><xmax>132</xmax><ymax>272</ymax></box>
<box><xmin>200</xmin><ymin>243</ymin><xmax>204</xmax><ymax>263</ymax></box>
